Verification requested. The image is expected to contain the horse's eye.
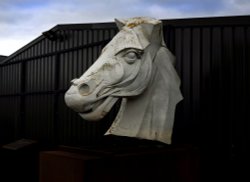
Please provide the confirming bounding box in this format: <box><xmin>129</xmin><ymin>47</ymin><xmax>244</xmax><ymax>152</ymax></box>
<box><xmin>124</xmin><ymin>51</ymin><xmax>138</xmax><ymax>64</ymax></box>
<box><xmin>127</xmin><ymin>52</ymin><xmax>137</xmax><ymax>59</ymax></box>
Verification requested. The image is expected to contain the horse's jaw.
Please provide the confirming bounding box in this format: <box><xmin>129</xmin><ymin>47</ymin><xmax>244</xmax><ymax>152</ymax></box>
<box><xmin>78</xmin><ymin>96</ymin><xmax>119</xmax><ymax>121</ymax></box>
<box><xmin>64</xmin><ymin>85</ymin><xmax>119</xmax><ymax>121</ymax></box>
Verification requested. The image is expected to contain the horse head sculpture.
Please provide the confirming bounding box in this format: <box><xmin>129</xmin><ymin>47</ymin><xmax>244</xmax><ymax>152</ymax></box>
<box><xmin>65</xmin><ymin>17</ymin><xmax>183</xmax><ymax>144</ymax></box>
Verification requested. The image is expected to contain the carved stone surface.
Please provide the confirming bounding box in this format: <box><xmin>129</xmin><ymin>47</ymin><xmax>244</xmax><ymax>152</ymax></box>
<box><xmin>64</xmin><ymin>17</ymin><xmax>183</xmax><ymax>144</ymax></box>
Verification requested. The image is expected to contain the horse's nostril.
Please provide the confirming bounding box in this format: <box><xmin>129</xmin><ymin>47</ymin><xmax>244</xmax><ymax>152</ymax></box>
<box><xmin>79</xmin><ymin>83</ymin><xmax>90</xmax><ymax>96</ymax></box>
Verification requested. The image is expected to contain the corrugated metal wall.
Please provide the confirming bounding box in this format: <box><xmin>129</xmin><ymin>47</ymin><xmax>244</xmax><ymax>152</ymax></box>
<box><xmin>167</xmin><ymin>21</ymin><xmax>250</xmax><ymax>162</ymax></box>
<box><xmin>0</xmin><ymin>56</ymin><xmax>7</xmax><ymax>63</ymax></box>
<box><xmin>0</xmin><ymin>25</ymin><xmax>119</xmax><ymax>145</ymax></box>
<box><xmin>0</xmin><ymin>16</ymin><xmax>249</xmax><ymax>162</ymax></box>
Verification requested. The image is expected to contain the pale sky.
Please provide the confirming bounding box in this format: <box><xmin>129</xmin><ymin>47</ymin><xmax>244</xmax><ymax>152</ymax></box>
<box><xmin>0</xmin><ymin>0</ymin><xmax>249</xmax><ymax>56</ymax></box>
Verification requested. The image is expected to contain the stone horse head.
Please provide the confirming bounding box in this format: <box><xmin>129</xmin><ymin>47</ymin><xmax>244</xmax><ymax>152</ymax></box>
<box><xmin>65</xmin><ymin>17</ymin><xmax>183</xmax><ymax>144</ymax></box>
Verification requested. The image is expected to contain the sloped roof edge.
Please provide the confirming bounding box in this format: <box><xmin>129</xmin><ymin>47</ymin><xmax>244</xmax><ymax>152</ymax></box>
<box><xmin>2</xmin><ymin>21</ymin><xmax>115</xmax><ymax>64</ymax></box>
<box><xmin>2</xmin><ymin>15</ymin><xmax>250</xmax><ymax>64</ymax></box>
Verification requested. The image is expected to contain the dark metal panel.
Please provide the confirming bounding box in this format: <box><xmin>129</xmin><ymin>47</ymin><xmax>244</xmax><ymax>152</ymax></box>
<box><xmin>68</xmin><ymin>51</ymin><xmax>73</xmax><ymax>85</ymax></box>
<box><xmin>3</xmin><ymin>66</ymin><xmax>7</xmax><ymax>94</ymax></box>
<box><xmin>0</xmin><ymin>67</ymin><xmax>3</xmax><ymax>95</ymax></box>
<box><xmin>0</xmin><ymin>64</ymin><xmax>21</xmax><ymax>95</ymax></box>
<box><xmin>37</xmin><ymin>41</ymin><xmax>42</xmax><ymax>56</ymax></box>
<box><xmin>200</xmin><ymin>27</ymin><xmax>212</xmax><ymax>148</ymax></box>
<box><xmin>191</xmin><ymin>27</ymin><xmax>201</xmax><ymax>145</ymax></box>
<box><xmin>64</xmin><ymin>30</ymin><xmax>70</xmax><ymax>50</ymax></box>
<box><xmin>24</xmin><ymin>95</ymin><xmax>54</xmax><ymax>143</ymax></box>
<box><xmin>49</xmin><ymin>56</ymin><xmax>55</xmax><ymax>89</ymax></box>
<box><xmin>77</xmin><ymin>50</ymin><xmax>83</xmax><ymax>77</ymax></box>
<box><xmin>174</xmin><ymin>28</ymin><xmax>183</xmax><ymax>79</ymax></box>
<box><xmin>87</xmin><ymin>47</ymin><xmax>92</xmax><ymax>68</ymax></box>
<box><xmin>164</xmin><ymin>25</ymin><xmax>175</xmax><ymax>52</ymax></box>
<box><xmin>51</xmin><ymin>36</ymin><xmax>56</xmax><ymax>52</ymax></box>
<box><xmin>182</xmin><ymin>28</ymin><xmax>192</xmax><ymax>127</ymax></box>
<box><xmin>246</xmin><ymin>26</ymin><xmax>250</xmax><ymax>154</ymax></box>
<box><xmin>74</xmin><ymin>30</ymin><xmax>79</xmax><ymax>47</ymax></box>
<box><xmin>6</xmin><ymin>66</ymin><xmax>9</xmax><ymax>94</ymax></box>
<box><xmin>104</xmin><ymin>29</ymin><xmax>110</xmax><ymax>40</ymax></box>
<box><xmin>78</xmin><ymin>30</ymin><xmax>83</xmax><ymax>47</ymax></box>
<box><xmin>232</xmin><ymin>26</ymin><xmax>248</xmax><ymax>158</ymax></box>
<box><xmin>58</xmin><ymin>53</ymin><xmax>65</xmax><ymax>90</ymax></box>
<box><xmin>191</xmin><ymin>28</ymin><xmax>201</xmax><ymax>112</ymax></box>
<box><xmin>33</xmin><ymin>58</ymin><xmax>37</xmax><ymax>91</ymax></box>
<box><xmin>83</xmin><ymin>47</ymin><xmax>88</xmax><ymax>74</ymax></box>
<box><xmin>40</xmin><ymin>39</ymin><xmax>45</xmax><ymax>56</ymax></box>
<box><xmin>0</xmin><ymin>96</ymin><xmax>20</xmax><ymax>144</ymax></box>
<box><xmin>171</xmin><ymin>28</ymin><xmax>184</xmax><ymax>143</ymax></box>
<box><xmin>46</xmin><ymin>37</ymin><xmax>51</xmax><ymax>55</ymax></box>
<box><xmin>64</xmin><ymin>53</ymin><xmax>71</xmax><ymax>90</ymax></box>
<box><xmin>72</xmin><ymin>51</ymin><xmax>78</xmax><ymax>79</ymax></box>
<box><xmin>57</xmin><ymin>30</ymin><xmax>64</xmax><ymax>51</ymax></box>
<box><xmin>58</xmin><ymin>51</ymin><xmax>76</xmax><ymax>90</ymax></box>
<box><xmin>1</xmin><ymin>67</ymin><xmax>6</xmax><ymax>94</ymax></box>
<box><xmin>83</xmin><ymin>30</ymin><xmax>88</xmax><ymax>45</ymax></box>
<box><xmin>25</xmin><ymin>60</ymin><xmax>31</xmax><ymax>92</ymax></box>
<box><xmin>110</xmin><ymin>29</ymin><xmax>117</xmax><ymax>37</ymax></box>
<box><xmin>221</xmin><ymin>26</ymin><xmax>234</xmax><ymax>159</ymax></box>
<box><xmin>211</xmin><ymin>27</ymin><xmax>224</xmax><ymax>154</ymax></box>
<box><xmin>25</xmin><ymin>56</ymin><xmax>55</xmax><ymax>92</ymax></box>
<box><xmin>87</xmin><ymin>29</ymin><xmax>93</xmax><ymax>44</ymax></box>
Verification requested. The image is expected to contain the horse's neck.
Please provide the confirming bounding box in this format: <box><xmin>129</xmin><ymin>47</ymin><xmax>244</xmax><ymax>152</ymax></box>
<box><xmin>105</xmin><ymin>47</ymin><xmax>183</xmax><ymax>144</ymax></box>
<box><xmin>105</xmin><ymin>64</ymin><xmax>171</xmax><ymax>143</ymax></box>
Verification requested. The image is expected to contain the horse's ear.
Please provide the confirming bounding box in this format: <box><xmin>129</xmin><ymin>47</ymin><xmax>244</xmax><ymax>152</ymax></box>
<box><xmin>150</xmin><ymin>23</ymin><xmax>165</xmax><ymax>46</ymax></box>
<box><xmin>115</xmin><ymin>18</ymin><xmax>126</xmax><ymax>30</ymax></box>
<box><xmin>139</xmin><ymin>24</ymin><xmax>154</xmax><ymax>40</ymax></box>
<box><xmin>140</xmin><ymin>21</ymin><xmax>165</xmax><ymax>46</ymax></box>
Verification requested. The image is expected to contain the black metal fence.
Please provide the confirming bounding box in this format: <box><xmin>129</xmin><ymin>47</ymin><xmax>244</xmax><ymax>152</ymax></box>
<box><xmin>0</xmin><ymin>16</ymin><xmax>250</xmax><ymax>162</ymax></box>
<box><xmin>0</xmin><ymin>56</ymin><xmax>6</xmax><ymax>63</ymax></box>
<box><xmin>0</xmin><ymin>24</ymin><xmax>119</xmax><ymax>146</ymax></box>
